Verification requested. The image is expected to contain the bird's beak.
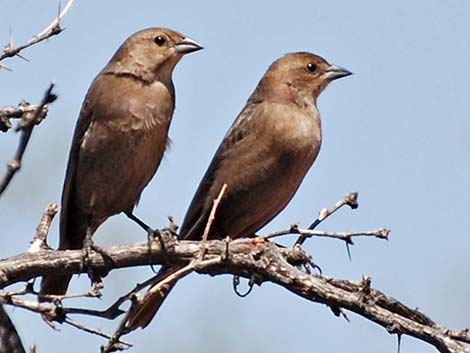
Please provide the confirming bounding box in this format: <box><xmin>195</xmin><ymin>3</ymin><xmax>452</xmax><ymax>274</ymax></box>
<box><xmin>175</xmin><ymin>37</ymin><xmax>204</xmax><ymax>54</ymax></box>
<box><xmin>324</xmin><ymin>64</ymin><xmax>353</xmax><ymax>81</ymax></box>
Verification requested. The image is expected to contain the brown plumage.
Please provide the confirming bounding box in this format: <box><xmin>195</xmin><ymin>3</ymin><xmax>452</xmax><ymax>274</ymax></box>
<box><xmin>126</xmin><ymin>52</ymin><xmax>352</xmax><ymax>329</ymax></box>
<box><xmin>40</xmin><ymin>28</ymin><xmax>202</xmax><ymax>297</ymax></box>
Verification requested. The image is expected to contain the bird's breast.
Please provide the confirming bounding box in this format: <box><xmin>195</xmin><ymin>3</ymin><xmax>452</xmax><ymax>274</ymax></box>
<box><xmin>120</xmin><ymin>80</ymin><xmax>174</xmax><ymax>133</ymax></box>
<box><xmin>269</xmin><ymin>104</ymin><xmax>322</xmax><ymax>158</ymax></box>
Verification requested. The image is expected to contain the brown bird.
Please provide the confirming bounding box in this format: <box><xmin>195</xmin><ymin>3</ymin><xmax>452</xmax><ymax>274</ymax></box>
<box><xmin>126</xmin><ymin>51</ymin><xmax>352</xmax><ymax>329</ymax></box>
<box><xmin>40</xmin><ymin>28</ymin><xmax>203</xmax><ymax>298</ymax></box>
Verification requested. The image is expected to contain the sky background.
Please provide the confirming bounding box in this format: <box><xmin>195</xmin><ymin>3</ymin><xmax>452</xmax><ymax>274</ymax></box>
<box><xmin>1</xmin><ymin>1</ymin><xmax>470</xmax><ymax>352</ymax></box>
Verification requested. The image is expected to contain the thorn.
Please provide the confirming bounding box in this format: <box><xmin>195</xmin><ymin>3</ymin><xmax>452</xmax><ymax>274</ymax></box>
<box><xmin>15</xmin><ymin>53</ymin><xmax>30</xmax><ymax>62</ymax></box>
<box><xmin>346</xmin><ymin>242</ymin><xmax>352</xmax><ymax>261</ymax></box>
<box><xmin>7</xmin><ymin>27</ymin><xmax>14</xmax><ymax>50</ymax></box>
<box><xmin>57</xmin><ymin>1</ymin><xmax>62</xmax><ymax>20</ymax></box>
<box><xmin>0</xmin><ymin>63</ymin><xmax>12</xmax><ymax>72</ymax></box>
<box><xmin>340</xmin><ymin>308</ymin><xmax>350</xmax><ymax>322</ymax></box>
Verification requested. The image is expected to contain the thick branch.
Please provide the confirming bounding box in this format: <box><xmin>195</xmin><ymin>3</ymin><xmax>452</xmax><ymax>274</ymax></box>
<box><xmin>0</xmin><ymin>238</ymin><xmax>468</xmax><ymax>353</ymax></box>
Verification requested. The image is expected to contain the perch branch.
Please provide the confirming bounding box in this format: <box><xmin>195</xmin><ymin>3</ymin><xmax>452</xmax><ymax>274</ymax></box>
<box><xmin>0</xmin><ymin>235</ymin><xmax>468</xmax><ymax>353</ymax></box>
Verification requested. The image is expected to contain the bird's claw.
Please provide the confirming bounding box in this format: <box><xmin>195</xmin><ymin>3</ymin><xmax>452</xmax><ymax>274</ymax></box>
<box><xmin>82</xmin><ymin>235</ymin><xmax>113</xmax><ymax>286</ymax></box>
<box><xmin>147</xmin><ymin>228</ymin><xmax>170</xmax><ymax>273</ymax></box>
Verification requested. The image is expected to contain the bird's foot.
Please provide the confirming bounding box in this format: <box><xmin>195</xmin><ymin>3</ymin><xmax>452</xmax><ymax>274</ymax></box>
<box><xmin>147</xmin><ymin>227</ymin><xmax>173</xmax><ymax>272</ymax></box>
<box><xmin>125</xmin><ymin>212</ymin><xmax>168</xmax><ymax>271</ymax></box>
<box><xmin>286</xmin><ymin>244</ymin><xmax>322</xmax><ymax>275</ymax></box>
<box><xmin>82</xmin><ymin>236</ymin><xmax>114</xmax><ymax>287</ymax></box>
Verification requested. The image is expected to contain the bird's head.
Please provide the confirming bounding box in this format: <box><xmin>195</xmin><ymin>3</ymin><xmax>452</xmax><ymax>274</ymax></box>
<box><xmin>255</xmin><ymin>52</ymin><xmax>352</xmax><ymax>105</ymax></box>
<box><xmin>105</xmin><ymin>28</ymin><xmax>203</xmax><ymax>83</ymax></box>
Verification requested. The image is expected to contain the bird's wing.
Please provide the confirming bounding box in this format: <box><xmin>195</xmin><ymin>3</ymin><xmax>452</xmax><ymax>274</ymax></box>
<box><xmin>179</xmin><ymin>102</ymin><xmax>259</xmax><ymax>240</ymax></box>
<box><xmin>58</xmin><ymin>87</ymin><xmax>96</xmax><ymax>249</ymax></box>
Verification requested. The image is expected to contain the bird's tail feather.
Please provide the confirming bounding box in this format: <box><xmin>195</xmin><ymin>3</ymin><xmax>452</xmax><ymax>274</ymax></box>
<box><xmin>126</xmin><ymin>265</ymin><xmax>183</xmax><ymax>330</ymax></box>
<box><xmin>39</xmin><ymin>273</ymin><xmax>73</xmax><ymax>300</ymax></box>
<box><xmin>39</xmin><ymin>222</ymin><xmax>87</xmax><ymax>300</ymax></box>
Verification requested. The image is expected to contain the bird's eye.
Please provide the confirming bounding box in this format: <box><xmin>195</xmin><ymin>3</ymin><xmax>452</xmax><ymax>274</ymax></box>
<box><xmin>154</xmin><ymin>36</ymin><xmax>166</xmax><ymax>46</ymax></box>
<box><xmin>307</xmin><ymin>63</ymin><xmax>317</xmax><ymax>72</ymax></box>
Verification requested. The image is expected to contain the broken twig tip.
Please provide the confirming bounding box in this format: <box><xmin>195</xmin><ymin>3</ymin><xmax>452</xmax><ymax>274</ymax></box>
<box><xmin>345</xmin><ymin>192</ymin><xmax>359</xmax><ymax>209</ymax></box>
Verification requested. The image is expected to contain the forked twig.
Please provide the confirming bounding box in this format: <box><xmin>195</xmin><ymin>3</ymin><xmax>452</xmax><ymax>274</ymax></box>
<box><xmin>0</xmin><ymin>0</ymin><xmax>76</xmax><ymax>63</ymax></box>
<box><xmin>295</xmin><ymin>192</ymin><xmax>358</xmax><ymax>246</ymax></box>
<box><xmin>264</xmin><ymin>226</ymin><xmax>389</xmax><ymax>243</ymax></box>
<box><xmin>0</xmin><ymin>82</ymin><xmax>57</xmax><ymax>196</ymax></box>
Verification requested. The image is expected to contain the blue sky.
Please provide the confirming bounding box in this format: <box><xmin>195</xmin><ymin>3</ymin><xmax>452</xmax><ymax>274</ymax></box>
<box><xmin>1</xmin><ymin>1</ymin><xmax>470</xmax><ymax>352</ymax></box>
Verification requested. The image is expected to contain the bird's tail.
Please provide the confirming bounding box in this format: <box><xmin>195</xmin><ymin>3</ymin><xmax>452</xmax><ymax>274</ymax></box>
<box><xmin>39</xmin><ymin>216</ymin><xmax>88</xmax><ymax>300</ymax></box>
<box><xmin>39</xmin><ymin>273</ymin><xmax>73</xmax><ymax>299</ymax></box>
<box><xmin>126</xmin><ymin>265</ymin><xmax>184</xmax><ymax>330</ymax></box>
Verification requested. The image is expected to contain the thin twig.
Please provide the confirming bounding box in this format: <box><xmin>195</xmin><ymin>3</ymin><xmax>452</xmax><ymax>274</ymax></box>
<box><xmin>0</xmin><ymin>295</ymin><xmax>54</xmax><ymax>318</ymax></box>
<box><xmin>0</xmin><ymin>105</ymin><xmax>48</xmax><ymax>120</ymax></box>
<box><xmin>295</xmin><ymin>192</ymin><xmax>359</xmax><ymax>246</ymax></box>
<box><xmin>64</xmin><ymin>317</ymin><xmax>132</xmax><ymax>349</ymax></box>
<box><xmin>37</xmin><ymin>1</ymin><xmax>75</xmax><ymax>38</ymax></box>
<box><xmin>263</xmin><ymin>226</ymin><xmax>390</xmax><ymax>243</ymax></box>
<box><xmin>0</xmin><ymin>105</ymin><xmax>47</xmax><ymax>133</ymax></box>
<box><xmin>134</xmin><ymin>261</ymin><xmax>199</xmax><ymax>302</ymax></box>
<box><xmin>199</xmin><ymin>183</ymin><xmax>227</xmax><ymax>259</ymax></box>
<box><xmin>0</xmin><ymin>291</ymin><xmax>131</xmax><ymax>349</ymax></box>
<box><xmin>0</xmin><ymin>82</ymin><xmax>57</xmax><ymax>197</ymax></box>
<box><xmin>0</xmin><ymin>0</ymin><xmax>76</xmax><ymax>63</ymax></box>
<box><xmin>29</xmin><ymin>203</ymin><xmax>58</xmax><ymax>253</ymax></box>
<box><xmin>64</xmin><ymin>276</ymin><xmax>162</xmax><ymax>320</ymax></box>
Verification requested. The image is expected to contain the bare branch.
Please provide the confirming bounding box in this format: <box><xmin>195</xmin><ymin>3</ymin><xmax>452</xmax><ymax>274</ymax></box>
<box><xmin>65</xmin><ymin>317</ymin><xmax>132</xmax><ymax>350</ymax></box>
<box><xmin>200</xmin><ymin>183</ymin><xmax>227</xmax><ymax>258</ymax></box>
<box><xmin>295</xmin><ymin>192</ymin><xmax>359</xmax><ymax>245</ymax></box>
<box><xmin>0</xmin><ymin>0</ymin><xmax>76</xmax><ymax>63</ymax></box>
<box><xmin>0</xmin><ymin>233</ymin><xmax>469</xmax><ymax>353</ymax></box>
<box><xmin>0</xmin><ymin>104</ymin><xmax>48</xmax><ymax>133</ymax></box>
<box><xmin>29</xmin><ymin>203</ymin><xmax>58</xmax><ymax>253</ymax></box>
<box><xmin>0</xmin><ymin>82</ymin><xmax>57</xmax><ymax>197</ymax></box>
<box><xmin>263</xmin><ymin>225</ymin><xmax>390</xmax><ymax>244</ymax></box>
<box><xmin>0</xmin><ymin>294</ymin><xmax>132</xmax><ymax>349</ymax></box>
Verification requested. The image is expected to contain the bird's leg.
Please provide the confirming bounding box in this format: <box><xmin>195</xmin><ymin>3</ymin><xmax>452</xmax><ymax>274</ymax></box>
<box><xmin>82</xmin><ymin>226</ymin><xmax>113</xmax><ymax>291</ymax></box>
<box><xmin>125</xmin><ymin>212</ymin><xmax>169</xmax><ymax>269</ymax></box>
